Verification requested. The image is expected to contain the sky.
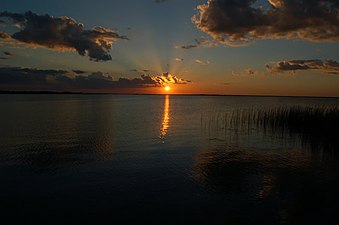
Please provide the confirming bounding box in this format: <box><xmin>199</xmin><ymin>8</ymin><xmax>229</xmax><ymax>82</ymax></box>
<box><xmin>0</xmin><ymin>0</ymin><xmax>339</xmax><ymax>96</ymax></box>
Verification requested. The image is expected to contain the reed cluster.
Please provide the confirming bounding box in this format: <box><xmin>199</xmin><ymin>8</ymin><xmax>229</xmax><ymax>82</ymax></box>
<box><xmin>202</xmin><ymin>105</ymin><xmax>339</xmax><ymax>151</ymax></box>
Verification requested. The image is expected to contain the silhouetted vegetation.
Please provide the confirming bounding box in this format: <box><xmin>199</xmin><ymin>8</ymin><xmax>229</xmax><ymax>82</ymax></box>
<box><xmin>202</xmin><ymin>105</ymin><xmax>339</xmax><ymax>152</ymax></box>
<box><xmin>256</xmin><ymin>106</ymin><xmax>339</xmax><ymax>152</ymax></box>
<box><xmin>255</xmin><ymin>106</ymin><xmax>339</xmax><ymax>135</ymax></box>
<box><xmin>196</xmin><ymin>105</ymin><xmax>339</xmax><ymax>224</ymax></box>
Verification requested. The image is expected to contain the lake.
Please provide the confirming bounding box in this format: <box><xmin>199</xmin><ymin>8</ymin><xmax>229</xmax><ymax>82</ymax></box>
<box><xmin>1</xmin><ymin>94</ymin><xmax>339</xmax><ymax>225</ymax></box>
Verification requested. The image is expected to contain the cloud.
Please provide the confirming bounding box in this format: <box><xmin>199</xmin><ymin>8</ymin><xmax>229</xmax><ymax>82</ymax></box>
<box><xmin>0</xmin><ymin>31</ymin><xmax>11</xmax><ymax>40</ymax></box>
<box><xmin>151</xmin><ymin>72</ymin><xmax>191</xmax><ymax>86</ymax></box>
<box><xmin>0</xmin><ymin>11</ymin><xmax>128</xmax><ymax>61</ymax></box>
<box><xmin>193</xmin><ymin>0</ymin><xmax>339</xmax><ymax>46</ymax></box>
<box><xmin>266</xmin><ymin>59</ymin><xmax>339</xmax><ymax>74</ymax></box>
<box><xmin>175</xmin><ymin>57</ymin><xmax>184</xmax><ymax>62</ymax></box>
<box><xmin>130</xmin><ymin>68</ymin><xmax>150</xmax><ymax>73</ymax></box>
<box><xmin>245</xmin><ymin>68</ymin><xmax>255</xmax><ymax>75</ymax></box>
<box><xmin>154</xmin><ymin>0</ymin><xmax>167</xmax><ymax>3</ymax></box>
<box><xmin>0</xmin><ymin>67</ymin><xmax>190</xmax><ymax>91</ymax></box>
<box><xmin>232</xmin><ymin>71</ymin><xmax>240</xmax><ymax>76</ymax></box>
<box><xmin>176</xmin><ymin>37</ymin><xmax>218</xmax><ymax>49</ymax></box>
<box><xmin>72</xmin><ymin>70</ymin><xmax>86</xmax><ymax>74</ymax></box>
<box><xmin>0</xmin><ymin>67</ymin><xmax>152</xmax><ymax>90</ymax></box>
<box><xmin>0</xmin><ymin>51</ymin><xmax>12</xmax><ymax>59</ymax></box>
<box><xmin>195</xmin><ymin>59</ymin><xmax>210</xmax><ymax>66</ymax></box>
<box><xmin>175</xmin><ymin>44</ymin><xmax>198</xmax><ymax>50</ymax></box>
<box><xmin>268</xmin><ymin>0</ymin><xmax>284</xmax><ymax>8</ymax></box>
<box><xmin>196</xmin><ymin>37</ymin><xmax>219</xmax><ymax>47</ymax></box>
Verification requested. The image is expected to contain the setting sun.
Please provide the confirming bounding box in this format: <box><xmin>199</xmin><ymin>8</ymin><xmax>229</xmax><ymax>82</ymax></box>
<box><xmin>165</xmin><ymin>86</ymin><xmax>171</xmax><ymax>91</ymax></box>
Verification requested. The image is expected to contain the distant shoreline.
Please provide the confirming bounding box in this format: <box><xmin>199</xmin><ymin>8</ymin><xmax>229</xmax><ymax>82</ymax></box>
<box><xmin>0</xmin><ymin>90</ymin><xmax>338</xmax><ymax>99</ymax></box>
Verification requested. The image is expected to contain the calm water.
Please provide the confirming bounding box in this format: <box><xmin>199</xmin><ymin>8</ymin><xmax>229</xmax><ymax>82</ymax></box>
<box><xmin>1</xmin><ymin>94</ymin><xmax>339</xmax><ymax>224</ymax></box>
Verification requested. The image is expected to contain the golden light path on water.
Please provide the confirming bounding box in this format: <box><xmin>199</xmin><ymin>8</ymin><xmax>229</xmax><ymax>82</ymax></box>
<box><xmin>160</xmin><ymin>95</ymin><xmax>170</xmax><ymax>142</ymax></box>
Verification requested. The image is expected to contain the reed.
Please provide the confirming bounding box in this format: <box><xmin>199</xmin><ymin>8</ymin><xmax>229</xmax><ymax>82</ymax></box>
<box><xmin>202</xmin><ymin>105</ymin><xmax>339</xmax><ymax>151</ymax></box>
<box><xmin>255</xmin><ymin>105</ymin><xmax>339</xmax><ymax>136</ymax></box>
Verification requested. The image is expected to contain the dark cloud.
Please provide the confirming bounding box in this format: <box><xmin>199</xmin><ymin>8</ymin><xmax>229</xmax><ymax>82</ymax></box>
<box><xmin>154</xmin><ymin>0</ymin><xmax>167</xmax><ymax>3</ymax></box>
<box><xmin>0</xmin><ymin>51</ymin><xmax>11</xmax><ymax>59</ymax></box>
<box><xmin>0</xmin><ymin>12</ymin><xmax>25</xmax><ymax>22</ymax></box>
<box><xmin>245</xmin><ymin>68</ymin><xmax>255</xmax><ymax>75</ymax></box>
<box><xmin>193</xmin><ymin>0</ymin><xmax>339</xmax><ymax>46</ymax></box>
<box><xmin>0</xmin><ymin>67</ymin><xmax>152</xmax><ymax>90</ymax></box>
<box><xmin>130</xmin><ymin>69</ymin><xmax>150</xmax><ymax>73</ymax></box>
<box><xmin>0</xmin><ymin>31</ymin><xmax>11</xmax><ymax>39</ymax></box>
<box><xmin>72</xmin><ymin>70</ymin><xmax>85</xmax><ymax>74</ymax></box>
<box><xmin>0</xmin><ymin>11</ymin><xmax>128</xmax><ymax>61</ymax></box>
<box><xmin>176</xmin><ymin>44</ymin><xmax>198</xmax><ymax>50</ymax></box>
<box><xmin>266</xmin><ymin>59</ymin><xmax>339</xmax><ymax>74</ymax></box>
<box><xmin>0</xmin><ymin>67</ymin><xmax>190</xmax><ymax>91</ymax></box>
<box><xmin>176</xmin><ymin>37</ymin><xmax>218</xmax><ymax>49</ymax></box>
<box><xmin>117</xmin><ymin>74</ymin><xmax>155</xmax><ymax>86</ymax></box>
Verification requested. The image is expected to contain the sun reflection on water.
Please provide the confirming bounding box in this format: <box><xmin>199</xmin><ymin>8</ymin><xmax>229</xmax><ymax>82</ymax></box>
<box><xmin>160</xmin><ymin>95</ymin><xmax>170</xmax><ymax>142</ymax></box>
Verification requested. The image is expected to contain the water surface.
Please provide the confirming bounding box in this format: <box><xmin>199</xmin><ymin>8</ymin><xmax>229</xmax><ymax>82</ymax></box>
<box><xmin>1</xmin><ymin>94</ymin><xmax>339</xmax><ymax>225</ymax></box>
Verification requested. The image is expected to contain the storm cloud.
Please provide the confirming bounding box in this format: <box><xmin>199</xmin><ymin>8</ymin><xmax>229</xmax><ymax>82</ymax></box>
<box><xmin>0</xmin><ymin>67</ymin><xmax>190</xmax><ymax>91</ymax></box>
<box><xmin>193</xmin><ymin>0</ymin><xmax>339</xmax><ymax>46</ymax></box>
<box><xmin>266</xmin><ymin>59</ymin><xmax>339</xmax><ymax>74</ymax></box>
<box><xmin>0</xmin><ymin>11</ymin><xmax>128</xmax><ymax>61</ymax></box>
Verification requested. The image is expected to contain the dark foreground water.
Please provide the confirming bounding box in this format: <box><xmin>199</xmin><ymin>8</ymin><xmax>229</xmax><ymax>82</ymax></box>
<box><xmin>1</xmin><ymin>94</ymin><xmax>339</xmax><ymax>225</ymax></box>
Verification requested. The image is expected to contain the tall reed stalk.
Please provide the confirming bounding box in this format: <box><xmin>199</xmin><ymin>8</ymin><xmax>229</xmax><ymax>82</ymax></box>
<box><xmin>202</xmin><ymin>105</ymin><xmax>339</xmax><ymax>151</ymax></box>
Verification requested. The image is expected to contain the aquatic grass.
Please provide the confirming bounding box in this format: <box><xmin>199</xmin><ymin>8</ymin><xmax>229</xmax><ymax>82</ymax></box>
<box><xmin>201</xmin><ymin>105</ymin><xmax>339</xmax><ymax>151</ymax></box>
<box><xmin>259</xmin><ymin>106</ymin><xmax>339</xmax><ymax>152</ymax></box>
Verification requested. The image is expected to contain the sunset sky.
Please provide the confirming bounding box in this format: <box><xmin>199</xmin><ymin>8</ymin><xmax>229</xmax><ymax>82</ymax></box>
<box><xmin>1</xmin><ymin>0</ymin><xmax>339</xmax><ymax>96</ymax></box>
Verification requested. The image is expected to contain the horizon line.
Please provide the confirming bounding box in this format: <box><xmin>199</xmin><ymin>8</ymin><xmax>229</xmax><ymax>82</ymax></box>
<box><xmin>1</xmin><ymin>90</ymin><xmax>339</xmax><ymax>99</ymax></box>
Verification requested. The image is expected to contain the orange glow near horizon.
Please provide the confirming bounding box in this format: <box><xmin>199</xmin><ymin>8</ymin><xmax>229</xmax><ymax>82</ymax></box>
<box><xmin>165</xmin><ymin>86</ymin><xmax>171</xmax><ymax>92</ymax></box>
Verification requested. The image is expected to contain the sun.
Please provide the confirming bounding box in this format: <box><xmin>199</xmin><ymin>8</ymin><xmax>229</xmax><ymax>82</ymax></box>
<box><xmin>164</xmin><ymin>86</ymin><xmax>171</xmax><ymax>91</ymax></box>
